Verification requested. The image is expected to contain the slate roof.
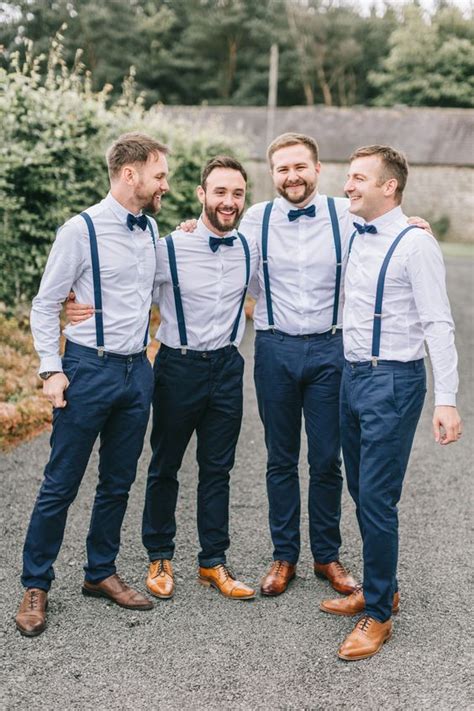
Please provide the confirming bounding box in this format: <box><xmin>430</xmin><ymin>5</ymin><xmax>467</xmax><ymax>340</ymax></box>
<box><xmin>160</xmin><ymin>106</ymin><xmax>474</xmax><ymax>166</ymax></box>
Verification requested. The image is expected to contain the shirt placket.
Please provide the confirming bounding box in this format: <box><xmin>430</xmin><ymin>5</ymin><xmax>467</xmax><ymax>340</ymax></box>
<box><xmin>210</xmin><ymin>249</ymin><xmax>225</xmax><ymax>344</ymax></box>
<box><xmin>131</xmin><ymin>230</ymin><xmax>145</xmax><ymax>344</ymax></box>
<box><xmin>298</xmin><ymin>220</ymin><xmax>309</xmax><ymax>333</ymax></box>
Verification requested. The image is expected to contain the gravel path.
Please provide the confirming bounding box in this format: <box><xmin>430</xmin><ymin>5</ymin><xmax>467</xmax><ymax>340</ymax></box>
<box><xmin>1</xmin><ymin>256</ymin><xmax>472</xmax><ymax>710</ymax></box>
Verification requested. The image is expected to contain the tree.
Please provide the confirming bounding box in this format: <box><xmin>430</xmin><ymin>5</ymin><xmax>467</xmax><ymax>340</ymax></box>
<box><xmin>369</xmin><ymin>5</ymin><xmax>474</xmax><ymax>108</ymax></box>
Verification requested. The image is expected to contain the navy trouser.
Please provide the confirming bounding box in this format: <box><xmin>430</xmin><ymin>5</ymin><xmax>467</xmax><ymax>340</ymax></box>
<box><xmin>142</xmin><ymin>344</ymin><xmax>244</xmax><ymax>567</ymax></box>
<box><xmin>340</xmin><ymin>359</ymin><xmax>426</xmax><ymax>622</ymax></box>
<box><xmin>21</xmin><ymin>341</ymin><xmax>154</xmax><ymax>591</ymax></box>
<box><xmin>254</xmin><ymin>329</ymin><xmax>344</xmax><ymax>565</ymax></box>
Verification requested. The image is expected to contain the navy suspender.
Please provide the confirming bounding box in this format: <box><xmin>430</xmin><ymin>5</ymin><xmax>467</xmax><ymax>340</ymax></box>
<box><xmin>80</xmin><ymin>212</ymin><xmax>156</xmax><ymax>355</ymax></box>
<box><xmin>371</xmin><ymin>225</ymin><xmax>418</xmax><ymax>365</ymax></box>
<box><xmin>165</xmin><ymin>233</ymin><xmax>251</xmax><ymax>352</ymax></box>
<box><xmin>348</xmin><ymin>230</ymin><xmax>357</xmax><ymax>255</ymax></box>
<box><xmin>144</xmin><ymin>218</ymin><xmax>157</xmax><ymax>347</ymax></box>
<box><xmin>261</xmin><ymin>198</ymin><xmax>342</xmax><ymax>334</ymax></box>
<box><xmin>230</xmin><ymin>232</ymin><xmax>251</xmax><ymax>344</ymax></box>
<box><xmin>327</xmin><ymin>197</ymin><xmax>342</xmax><ymax>334</ymax></box>
<box><xmin>165</xmin><ymin>235</ymin><xmax>188</xmax><ymax>354</ymax></box>
<box><xmin>261</xmin><ymin>201</ymin><xmax>275</xmax><ymax>330</ymax></box>
<box><xmin>80</xmin><ymin>212</ymin><xmax>105</xmax><ymax>355</ymax></box>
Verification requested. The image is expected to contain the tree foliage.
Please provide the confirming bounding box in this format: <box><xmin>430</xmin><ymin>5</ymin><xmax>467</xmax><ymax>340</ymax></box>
<box><xmin>1</xmin><ymin>0</ymin><xmax>472</xmax><ymax>108</ymax></box>
<box><xmin>369</xmin><ymin>5</ymin><xmax>474</xmax><ymax>107</ymax></box>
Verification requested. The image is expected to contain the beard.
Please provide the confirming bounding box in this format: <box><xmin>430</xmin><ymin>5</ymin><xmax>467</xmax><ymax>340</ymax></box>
<box><xmin>277</xmin><ymin>177</ymin><xmax>316</xmax><ymax>205</ymax></box>
<box><xmin>135</xmin><ymin>183</ymin><xmax>162</xmax><ymax>214</ymax></box>
<box><xmin>204</xmin><ymin>203</ymin><xmax>242</xmax><ymax>233</ymax></box>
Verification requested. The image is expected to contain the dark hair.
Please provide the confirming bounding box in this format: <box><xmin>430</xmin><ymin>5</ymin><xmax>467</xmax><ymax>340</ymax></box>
<box><xmin>106</xmin><ymin>132</ymin><xmax>169</xmax><ymax>179</ymax></box>
<box><xmin>200</xmin><ymin>155</ymin><xmax>247</xmax><ymax>190</ymax></box>
<box><xmin>267</xmin><ymin>132</ymin><xmax>319</xmax><ymax>166</ymax></box>
<box><xmin>350</xmin><ymin>145</ymin><xmax>408</xmax><ymax>200</ymax></box>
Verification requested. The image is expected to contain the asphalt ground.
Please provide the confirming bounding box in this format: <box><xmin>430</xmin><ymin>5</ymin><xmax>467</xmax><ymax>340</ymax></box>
<box><xmin>1</xmin><ymin>255</ymin><xmax>472</xmax><ymax>710</ymax></box>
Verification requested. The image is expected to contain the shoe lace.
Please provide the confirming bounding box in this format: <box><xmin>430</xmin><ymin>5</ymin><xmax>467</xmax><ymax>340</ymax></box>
<box><xmin>151</xmin><ymin>559</ymin><xmax>171</xmax><ymax>578</ymax></box>
<box><xmin>28</xmin><ymin>590</ymin><xmax>39</xmax><ymax>610</ymax></box>
<box><xmin>333</xmin><ymin>560</ymin><xmax>349</xmax><ymax>576</ymax></box>
<box><xmin>356</xmin><ymin>615</ymin><xmax>373</xmax><ymax>633</ymax></box>
<box><xmin>215</xmin><ymin>564</ymin><xmax>235</xmax><ymax>581</ymax></box>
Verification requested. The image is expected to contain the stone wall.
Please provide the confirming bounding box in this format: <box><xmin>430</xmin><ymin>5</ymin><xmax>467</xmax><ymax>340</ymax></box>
<box><xmin>246</xmin><ymin>161</ymin><xmax>474</xmax><ymax>242</ymax></box>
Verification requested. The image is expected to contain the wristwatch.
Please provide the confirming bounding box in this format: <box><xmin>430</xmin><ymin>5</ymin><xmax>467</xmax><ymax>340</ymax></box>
<box><xmin>39</xmin><ymin>371</ymin><xmax>61</xmax><ymax>381</ymax></box>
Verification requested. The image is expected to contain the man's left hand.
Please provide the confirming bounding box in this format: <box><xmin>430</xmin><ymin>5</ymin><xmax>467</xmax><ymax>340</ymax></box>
<box><xmin>407</xmin><ymin>216</ymin><xmax>433</xmax><ymax>234</ymax></box>
<box><xmin>432</xmin><ymin>406</ymin><xmax>462</xmax><ymax>445</ymax></box>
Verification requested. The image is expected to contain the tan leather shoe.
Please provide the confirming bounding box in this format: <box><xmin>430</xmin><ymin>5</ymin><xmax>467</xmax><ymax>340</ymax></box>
<box><xmin>320</xmin><ymin>586</ymin><xmax>400</xmax><ymax>616</ymax></box>
<box><xmin>15</xmin><ymin>588</ymin><xmax>48</xmax><ymax>637</ymax></box>
<box><xmin>82</xmin><ymin>573</ymin><xmax>153</xmax><ymax>610</ymax></box>
<box><xmin>198</xmin><ymin>564</ymin><xmax>255</xmax><ymax>600</ymax></box>
<box><xmin>338</xmin><ymin>615</ymin><xmax>393</xmax><ymax>661</ymax></box>
<box><xmin>260</xmin><ymin>560</ymin><xmax>296</xmax><ymax>596</ymax></box>
<box><xmin>146</xmin><ymin>559</ymin><xmax>174</xmax><ymax>599</ymax></box>
<box><xmin>314</xmin><ymin>560</ymin><xmax>358</xmax><ymax>595</ymax></box>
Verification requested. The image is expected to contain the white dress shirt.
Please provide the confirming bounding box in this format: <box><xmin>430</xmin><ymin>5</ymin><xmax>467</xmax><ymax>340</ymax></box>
<box><xmin>343</xmin><ymin>206</ymin><xmax>458</xmax><ymax>406</ymax></box>
<box><xmin>154</xmin><ymin>218</ymin><xmax>258</xmax><ymax>350</ymax></box>
<box><xmin>240</xmin><ymin>193</ymin><xmax>354</xmax><ymax>334</ymax></box>
<box><xmin>31</xmin><ymin>193</ymin><xmax>158</xmax><ymax>373</ymax></box>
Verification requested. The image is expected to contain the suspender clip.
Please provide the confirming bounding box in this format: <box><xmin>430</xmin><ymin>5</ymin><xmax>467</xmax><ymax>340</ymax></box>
<box><xmin>331</xmin><ymin>325</ymin><xmax>337</xmax><ymax>335</ymax></box>
<box><xmin>371</xmin><ymin>357</ymin><xmax>378</xmax><ymax>367</ymax></box>
<box><xmin>180</xmin><ymin>347</ymin><xmax>187</xmax><ymax>355</ymax></box>
<box><xmin>374</xmin><ymin>313</ymin><xmax>382</xmax><ymax>318</ymax></box>
<box><xmin>97</xmin><ymin>346</ymin><xmax>105</xmax><ymax>357</ymax></box>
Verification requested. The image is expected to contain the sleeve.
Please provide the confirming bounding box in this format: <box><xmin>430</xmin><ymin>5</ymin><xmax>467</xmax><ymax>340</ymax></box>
<box><xmin>152</xmin><ymin>237</ymin><xmax>169</xmax><ymax>305</ymax></box>
<box><xmin>239</xmin><ymin>210</ymin><xmax>261</xmax><ymax>299</ymax></box>
<box><xmin>30</xmin><ymin>220</ymin><xmax>87</xmax><ymax>373</ymax></box>
<box><xmin>406</xmin><ymin>232</ymin><xmax>459</xmax><ymax>406</ymax></box>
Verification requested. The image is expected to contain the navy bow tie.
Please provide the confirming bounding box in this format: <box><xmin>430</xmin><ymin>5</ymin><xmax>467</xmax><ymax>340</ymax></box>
<box><xmin>353</xmin><ymin>221</ymin><xmax>378</xmax><ymax>234</ymax></box>
<box><xmin>287</xmin><ymin>204</ymin><xmax>316</xmax><ymax>222</ymax></box>
<box><xmin>209</xmin><ymin>235</ymin><xmax>237</xmax><ymax>252</ymax></box>
<box><xmin>127</xmin><ymin>213</ymin><xmax>148</xmax><ymax>231</ymax></box>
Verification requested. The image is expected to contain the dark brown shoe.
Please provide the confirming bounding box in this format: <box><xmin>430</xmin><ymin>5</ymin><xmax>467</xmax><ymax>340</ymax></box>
<box><xmin>82</xmin><ymin>573</ymin><xmax>153</xmax><ymax>610</ymax></box>
<box><xmin>16</xmin><ymin>588</ymin><xmax>48</xmax><ymax>637</ymax></box>
<box><xmin>260</xmin><ymin>560</ymin><xmax>296</xmax><ymax>596</ymax></box>
<box><xmin>314</xmin><ymin>560</ymin><xmax>358</xmax><ymax>595</ymax></box>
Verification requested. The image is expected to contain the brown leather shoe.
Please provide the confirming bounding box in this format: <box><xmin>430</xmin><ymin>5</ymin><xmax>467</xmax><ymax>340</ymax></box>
<box><xmin>15</xmin><ymin>588</ymin><xmax>48</xmax><ymax>637</ymax></box>
<box><xmin>260</xmin><ymin>560</ymin><xmax>296</xmax><ymax>596</ymax></box>
<box><xmin>198</xmin><ymin>564</ymin><xmax>255</xmax><ymax>600</ymax></box>
<box><xmin>320</xmin><ymin>586</ymin><xmax>400</xmax><ymax>616</ymax></box>
<box><xmin>146</xmin><ymin>559</ymin><xmax>174</xmax><ymax>599</ymax></box>
<box><xmin>314</xmin><ymin>560</ymin><xmax>358</xmax><ymax>595</ymax></box>
<box><xmin>82</xmin><ymin>573</ymin><xmax>153</xmax><ymax>610</ymax></box>
<box><xmin>338</xmin><ymin>615</ymin><xmax>393</xmax><ymax>661</ymax></box>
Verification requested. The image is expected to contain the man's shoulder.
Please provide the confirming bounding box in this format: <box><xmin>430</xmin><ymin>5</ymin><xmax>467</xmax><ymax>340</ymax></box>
<box><xmin>242</xmin><ymin>200</ymin><xmax>273</xmax><ymax>224</ymax></box>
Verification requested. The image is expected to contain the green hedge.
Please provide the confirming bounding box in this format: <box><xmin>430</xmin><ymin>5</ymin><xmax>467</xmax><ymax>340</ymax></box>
<box><xmin>0</xmin><ymin>38</ymin><xmax>246</xmax><ymax>309</ymax></box>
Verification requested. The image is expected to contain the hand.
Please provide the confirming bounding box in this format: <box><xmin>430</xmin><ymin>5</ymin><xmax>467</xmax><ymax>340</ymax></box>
<box><xmin>432</xmin><ymin>406</ymin><xmax>462</xmax><ymax>445</ymax></box>
<box><xmin>176</xmin><ymin>218</ymin><xmax>198</xmax><ymax>232</ymax></box>
<box><xmin>65</xmin><ymin>290</ymin><xmax>94</xmax><ymax>324</ymax></box>
<box><xmin>43</xmin><ymin>373</ymin><xmax>70</xmax><ymax>408</ymax></box>
<box><xmin>407</xmin><ymin>216</ymin><xmax>433</xmax><ymax>235</ymax></box>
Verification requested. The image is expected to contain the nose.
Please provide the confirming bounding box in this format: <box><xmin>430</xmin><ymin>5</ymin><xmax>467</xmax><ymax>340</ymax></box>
<box><xmin>344</xmin><ymin>178</ymin><xmax>354</xmax><ymax>193</ymax></box>
<box><xmin>161</xmin><ymin>178</ymin><xmax>170</xmax><ymax>193</ymax></box>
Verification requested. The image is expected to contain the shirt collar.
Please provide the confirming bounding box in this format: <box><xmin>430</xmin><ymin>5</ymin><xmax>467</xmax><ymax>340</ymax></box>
<box><xmin>275</xmin><ymin>191</ymin><xmax>320</xmax><ymax>215</ymax></box>
<box><xmin>104</xmin><ymin>192</ymin><xmax>142</xmax><ymax>226</ymax></box>
<box><xmin>196</xmin><ymin>215</ymin><xmax>238</xmax><ymax>240</ymax></box>
<box><xmin>367</xmin><ymin>205</ymin><xmax>404</xmax><ymax>231</ymax></box>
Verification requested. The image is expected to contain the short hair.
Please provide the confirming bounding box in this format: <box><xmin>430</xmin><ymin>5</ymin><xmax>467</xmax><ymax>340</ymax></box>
<box><xmin>200</xmin><ymin>155</ymin><xmax>247</xmax><ymax>190</ymax></box>
<box><xmin>267</xmin><ymin>132</ymin><xmax>319</xmax><ymax>167</ymax></box>
<box><xmin>349</xmin><ymin>145</ymin><xmax>408</xmax><ymax>200</ymax></box>
<box><xmin>106</xmin><ymin>132</ymin><xmax>169</xmax><ymax>179</ymax></box>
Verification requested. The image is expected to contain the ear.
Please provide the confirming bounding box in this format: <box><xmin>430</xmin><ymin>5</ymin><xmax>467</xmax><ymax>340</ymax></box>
<box><xmin>122</xmin><ymin>165</ymin><xmax>137</xmax><ymax>186</ymax></box>
<box><xmin>315</xmin><ymin>161</ymin><xmax>322</xmax><ymax>176</ymax></box>
<box><xmin>196</xmin><ymin>185</ymin><xmax>205</xmax><ymax>206</ymax></box>
<box><xmin>384</xmin><ymin>177</ymin><xmax>398</xmax><ymax>198</ymax></box>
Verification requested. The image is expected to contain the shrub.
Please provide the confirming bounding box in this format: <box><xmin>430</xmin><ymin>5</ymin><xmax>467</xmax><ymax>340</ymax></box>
<box><xmin>0</xmin><ymin>34</ymin><xmax>246</xmax><ymax>310</ymax></box>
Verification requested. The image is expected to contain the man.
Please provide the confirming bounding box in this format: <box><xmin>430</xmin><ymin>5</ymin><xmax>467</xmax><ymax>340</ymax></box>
<box><xmin>69</xmin><ymin>156</ymin><xmax>258</xmax><ymax>600</ymax></box>
<box><xmin>240</xmin><ymin>133</ymin><xmax>360</xmax><ymax>596</ymax></box>
<box><xmin>15</xmin><ymin>132</ymin><xmax>169</xmax><ymax>637</ymax></box>
<box><xmin>319</xmin><ymin>145</ymin><xmax>461</xmax><ymax>661</ymax></box>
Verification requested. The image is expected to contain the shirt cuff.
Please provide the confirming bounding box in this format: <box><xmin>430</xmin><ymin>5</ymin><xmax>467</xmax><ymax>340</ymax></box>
<box><xmin>434</xmin><ymin>392</ymin><xmax>456</xmax><ymax>407</ymax></box>
<box><xmin>38</xmin><ymin>355</ymin><xmax>63</xmax><ymax>375</ymax></box>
